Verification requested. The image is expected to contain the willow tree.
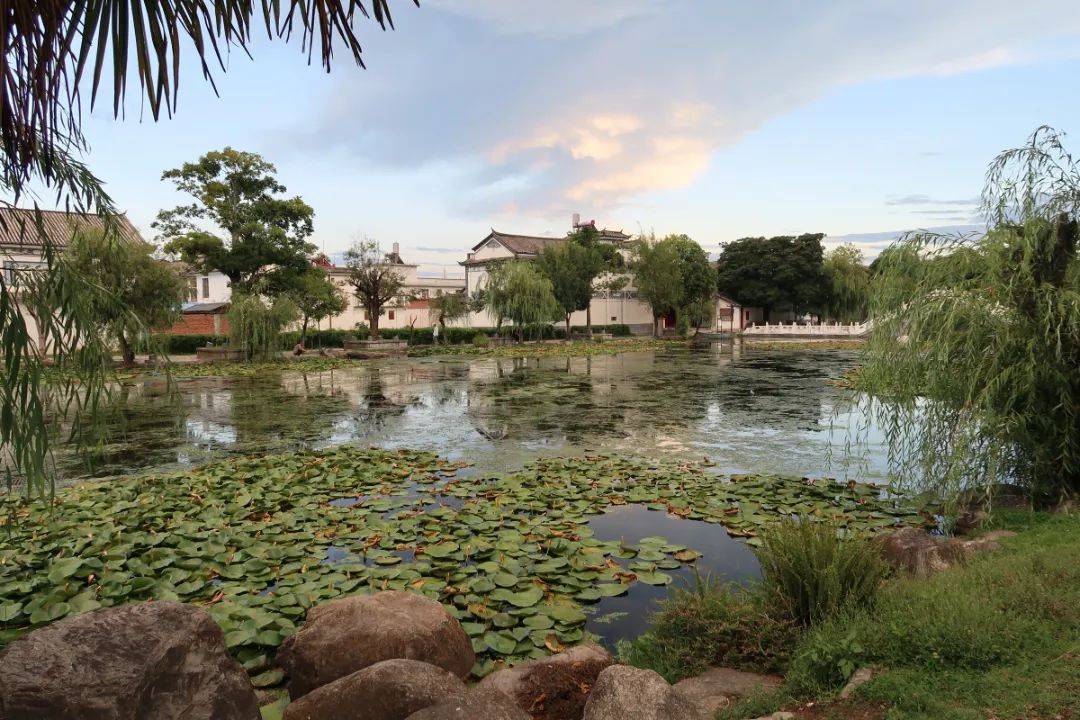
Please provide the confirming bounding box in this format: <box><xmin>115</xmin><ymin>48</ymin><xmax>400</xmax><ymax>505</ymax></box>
<box><xmin>1</xmin><ymin>0</ymin><xmax>410</xmax><ymax>497</ymax></box>
<box><xmin>823</xmin><ymin>245</ymin><xmax>870</xmax><ymax>322</ymax></box>
<box><xmin>859</xmin><ymin>127</ymin><xmax>1079</xmax><ymax>506</ymax></box>
<box><xmin>484</xmin><ymin>261</ymin><xmax>563</xmax><ymax>342</ymax></box>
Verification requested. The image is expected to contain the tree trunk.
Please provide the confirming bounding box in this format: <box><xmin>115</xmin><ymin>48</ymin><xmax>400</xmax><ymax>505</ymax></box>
<box><xmin>369</xmin><ymin>307</ymin><xmax>381</xmax><ymax>340</ymax></box>
<box><xmin>299</xmin><ymin>316</ymin><xmax>310</xmax><ymax>348</ymax></box>
<box><xmin>653</xmin><ymin>314</ymin><xmax>660</xmax><ymax>338</ymax></box>
<box><xmin>565</xmin><ymin>315</ymin><xmax>571</xmax><ymax>338</ymax></box>
<box><xmin>586</xmin><ymin>304</ymin><xmax>593</xmax><ymax>337</ymax></box>
<box><xmin>118</xmin><ymin>332</ymin><xmax>135</xmax><ymax>366</ymax></box>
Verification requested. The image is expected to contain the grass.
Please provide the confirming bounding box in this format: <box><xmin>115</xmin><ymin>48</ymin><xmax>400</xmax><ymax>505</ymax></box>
<box><xmin>756</xmin><ymin>521</ymin><xmax>888</xmax><ymax>627</ymax></box>
<box><xmin>618</xmin><ymin>574</ymin><xmax>798</xmax><ymax>682</ymax></box>
<box><xmin>681</xmin><ymin>509</ymin><xmax>1080</xmax><ymax>720</ymax></box>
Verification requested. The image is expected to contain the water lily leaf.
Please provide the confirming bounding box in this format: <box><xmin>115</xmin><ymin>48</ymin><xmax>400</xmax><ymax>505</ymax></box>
<box><xmin>47</xmin><ymin>558</ymin><xmax>83</xmax><ymax>584</ymax></box>
<box><xmin>505</xmin><ymin>587</ymin><xmax>544</xmax><ymax>608</ymax></box>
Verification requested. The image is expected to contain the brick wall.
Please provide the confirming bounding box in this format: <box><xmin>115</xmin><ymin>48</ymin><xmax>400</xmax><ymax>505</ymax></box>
<box><xmin>165</xmin><ymin>312</ymin><xmax>229</xmax><ymax>335</ymax></box>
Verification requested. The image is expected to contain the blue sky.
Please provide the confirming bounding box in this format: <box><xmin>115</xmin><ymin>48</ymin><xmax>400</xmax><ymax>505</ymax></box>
<box><xmin>74</xmin><ymin>0</ymin><xmax>1080</xmax><ymax>273</ymax></box>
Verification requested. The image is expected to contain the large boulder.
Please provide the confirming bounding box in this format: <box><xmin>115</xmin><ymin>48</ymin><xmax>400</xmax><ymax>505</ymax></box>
<box><xmin>278</xmin><ymin>591</ymin><xmax>475</xmax><ymax>698</ymax></box>
<box><xmin>672</xmin><ymin>667</ymin><xmax>782</xmax><ymax>716</ymax></box>
<box><xmin>582</xmin><ymin>666</ymin><xmax>709</xmax><ymax>720</ymax></box>
<box><xmin>876</xmin><ymin>527</ymin><xmax>969</xmax><ymax>576</ymax></box>
<box><xmin>405</xmin><ymin>688</ymin><xmax>531</xmax><ymax>720</ymax></box>
<box><xmin>877</xmin><ymin>527</ymin><xmax>1015</xmax><ymax>576</ymax></box>
<box><xmin>283</xmin><ymin>659</ymin><xmax>466</xmax><ymax>720</ymax></box>
<box><xmin>478</xmin><ymin>643</ymin><xmax>612</xmax><ymax>720</ymax></box>
<box><xmin>0</xmin><ymin>601</ymin><xmax>259</xmax><ymax>720</ymax></box>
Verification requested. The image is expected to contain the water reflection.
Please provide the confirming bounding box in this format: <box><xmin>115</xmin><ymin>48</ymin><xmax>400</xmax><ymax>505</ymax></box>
<box><xmin>55</xmin><ymin>343</ymin><xmax>885</xmax><ymax>482</ymax></box>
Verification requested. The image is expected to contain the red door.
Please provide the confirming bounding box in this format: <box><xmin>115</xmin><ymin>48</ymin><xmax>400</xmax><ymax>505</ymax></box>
<box><xmin>663</xmin><ymin>311</ymin><xmax>676</xmax><ymax>328</ymax></box>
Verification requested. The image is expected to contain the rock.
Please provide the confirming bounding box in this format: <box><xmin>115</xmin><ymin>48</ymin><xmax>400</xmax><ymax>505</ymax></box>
<box><xmin>478</xmin><ymin>643</ymin><xmax>612</xmax><ymax>720</ymax></box>
<box><xmin>278</xmin><ymin>591</ymin><xmax>475</xmax><ymax>698</ymax></box>
<box><xmin>876</xmin><ymin>527</ymin><xmax>969</xmax><ymax>576</ymax></box>
<box><xmin>582</xmin><ymin>665</ymin><xmax>709</xmax><ymax>720</ymax></box>
<box><xmin>405</xmin><ymin>688</ymin><xmax>531</xmax><ymax>720</ymax></box>
<box><xmin>0</xmin><ymin>601</ymin><xmax>259</xmax><ymax>720</ymax></box>
<box><xmin>283</xmin><ymin>659</ymin><xmax>466</xmax><ymax>720</ymax></box>
<box><xmin>839</xmin><ymin>666</ymin><xmax>878</xmax><ymax>699</ymax></box>
<box><xmin>673</xmin><ymin>667</ymin><xmax>782</xmax><ymax>717</ymax></box>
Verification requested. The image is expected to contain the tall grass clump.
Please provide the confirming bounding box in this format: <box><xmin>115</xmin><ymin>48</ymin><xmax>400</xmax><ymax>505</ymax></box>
<box><xmin>858</xmin><ymin>126</ymin><xmax>1079</xmax><ymax>505</ymax></box>
<box><xmin>619</xmin><ymin>574</ymin><xmax>798</xmax><ymax>682</ymax></box>
<box><xmin>757</xmin><ymin>520</ymin><xmax>888</xmax><ymax>626</ymax></box>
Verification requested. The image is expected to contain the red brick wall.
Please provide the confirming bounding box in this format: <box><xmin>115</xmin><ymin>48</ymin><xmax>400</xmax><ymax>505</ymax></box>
<box><xmin>164</xmin><ymin>313</ymin><xmax>229</xmax><ymax>335</ymax></box>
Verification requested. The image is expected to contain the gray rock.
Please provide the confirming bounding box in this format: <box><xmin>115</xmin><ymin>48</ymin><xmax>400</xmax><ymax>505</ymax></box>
<box><xmin>405</xmin><ymin>688</ymin><xmax>531</xmax><ymax>720</ymax></box>
<box><xmin>0</xmin><ymin>601</ymin><xmax>259</xmax><ymax>720</ymax></box>
<box><xmin>478</xmin><ymin>643</ymin><xmax>612</xmax><ymax>719</ymax></box>
<box><xmin>839</xmin><ymin>665</ymin><xmax>878</xmax><ymax>699</ymax></box>
<box><xmin>278</xmin><ymin>591</ymin><xmax>475</xmax><ymax>698</ymax></box>
<box><xmin>283</xmin><ymin>659</ymin><xmax>466</xmax><ymax>720</ymax></box>
<box><xmin>583</xmin><ymin>665</ymin><xmax>709</xmax><ymax>720</ymax></box>
<box><xmin>673</xmin><ymin>667</ymin><xmax>782</xmax><ymax>716</ymax></box>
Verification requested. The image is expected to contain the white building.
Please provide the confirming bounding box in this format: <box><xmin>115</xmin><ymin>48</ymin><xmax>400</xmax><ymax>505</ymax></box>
<box><xmin>315</xmin><ymin>243</ymin><xmax>467</xmax><ymax>332</ymax></box>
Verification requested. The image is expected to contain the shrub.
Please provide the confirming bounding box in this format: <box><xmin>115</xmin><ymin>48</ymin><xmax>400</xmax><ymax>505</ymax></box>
<box><xmin>280</xmin><ymin>329</ymin><xmax>354</xmax><ymax>348</ymax></box>
<box><xmin>619</xmin><ymin>574</ymin><xmax>798</xmax><ymax>682</ymax></box>
<box><xmin>156</xmin><ymin>333</ymin><xmax>223</xmax><ymax>354</ymax></box>
<box><xmin>757</xmin><ymin>519</ymin><xmax>888</xmax><ymax>626</ymax></box>
<box><xmin>472</xmin><ymin>333</ymin><xmax>490</xmax><ymax>348</ymax></box>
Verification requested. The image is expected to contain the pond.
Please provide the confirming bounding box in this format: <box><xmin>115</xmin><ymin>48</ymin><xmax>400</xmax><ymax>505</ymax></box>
<box><xmin>42</xmin><ymin>343</ymin><xmax>896</xmax><ymax>659</ymax></box>
<box><xmin>61</xmin><ymin>343</ymin><xmax>885</xmax><ymax>484</ymax></box>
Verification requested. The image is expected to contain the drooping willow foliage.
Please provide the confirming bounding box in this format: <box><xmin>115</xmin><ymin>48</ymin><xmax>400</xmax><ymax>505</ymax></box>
<box><xmin>859</xmin><ymin>127</ymin><xmax>1079</xmax><ymax>504</ymax></box>
<box><xmin>2</xmin><ymin>0</ymin><xmax>406</xmax><ymax>499</ymax></box>
<box><xmin>822</xmin><ymin>245</ymin><xmax>869</xmax><ymax>322</ymax></box>
<box><xmin>227</xmin><ymin>293</ymin><xmax>299</xmax><ymax>362</ymax></box>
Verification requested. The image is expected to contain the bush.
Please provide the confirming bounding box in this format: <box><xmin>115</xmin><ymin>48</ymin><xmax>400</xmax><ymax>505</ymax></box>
<box><xmin>157</xmin><ymin>333</ymin><xmax>224</xmax><ymax>354</ymax></box>
<box><xmin>619</xmin><ymin>574</ymin><xmax>798</xmax><ymax>682</ymax></box>
<box><xmin>757</xmin><ymin>519</ymin><xmax>888</xmax><ymax>627</ymax></box>
<box><xmin>472</xmin><ymin>333</ymin><xmax>490</xmax><ymax>348</ymax></box>
<box><xmin>280</xmin><ymin>329</ymin><xmax>355</xmax><ymax>348</ymax></box>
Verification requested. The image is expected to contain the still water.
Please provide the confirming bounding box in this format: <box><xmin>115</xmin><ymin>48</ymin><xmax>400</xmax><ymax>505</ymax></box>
<box><xmin>59</xmin><ymin>343</ymin><xmax>887</xmax><ymax>642</ymax></box>
<box><xmin>61</xmin><ymin>343</ymin><xmax>884</xmax><ymax>484</ymax></box>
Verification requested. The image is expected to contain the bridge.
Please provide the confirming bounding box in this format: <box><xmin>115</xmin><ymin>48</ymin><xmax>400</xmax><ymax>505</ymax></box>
<box><xmin>741</xmin><ymin>321</ymin><xmax>870</xmax><ymax>337</ymax></box>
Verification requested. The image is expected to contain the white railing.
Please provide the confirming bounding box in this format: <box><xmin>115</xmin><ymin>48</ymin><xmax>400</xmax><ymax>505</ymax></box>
<box><xmin>742</xmin><ymin>321</ymin><xmax>870</xmax><ymax>337</ymax></box>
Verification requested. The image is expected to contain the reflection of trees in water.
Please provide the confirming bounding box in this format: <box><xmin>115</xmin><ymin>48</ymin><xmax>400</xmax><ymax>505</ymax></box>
<box><xmin>463</xmin><ymin>347</ymin><xmax>856</xmax><ymax>447</ymax></box>
<box><xmin>55</xmin><ymin>379</ymin><xmax>187</xmax><ymax>479</ymax></box>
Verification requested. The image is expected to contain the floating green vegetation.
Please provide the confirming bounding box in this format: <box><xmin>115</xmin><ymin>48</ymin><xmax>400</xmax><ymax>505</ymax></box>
<box><xmin>0</xmin><ymin>448</ymin><xmax>928</xmax><ymax>680</ymax></box>
<box><xmin>407</xmin><ymin>337</ymin><xmax>683</xmax><ymax>359</ymax></box>
<box><xmin>119</xmin><ymin>357</ymin><xmax>370</xmax><ymax>381</ymax></box>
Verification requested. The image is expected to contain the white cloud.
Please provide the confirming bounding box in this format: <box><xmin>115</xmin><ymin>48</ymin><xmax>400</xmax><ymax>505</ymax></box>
<box><xmin>301</xmin><ymin>0</ymin><xmax>1080</xmax><ymax>220</ymax></box>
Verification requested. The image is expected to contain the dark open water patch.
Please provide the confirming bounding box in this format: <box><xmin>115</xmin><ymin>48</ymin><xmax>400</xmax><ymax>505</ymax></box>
<box><xmin>584</xmin><ymin>505</ymin><xmax>761</xmax><ymax>646</ymax></box>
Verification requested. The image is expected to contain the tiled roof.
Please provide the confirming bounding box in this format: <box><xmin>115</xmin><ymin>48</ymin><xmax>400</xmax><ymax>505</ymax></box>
<box><xmin>0</xmin><ymin>207</ymin><xmax>143</xmax><ymax>250</ymax></box>
<box><xmin>476</xmin><ymin>230</ymin><xmax>565</xmax><ymax>255</ymax></box>
<box><xmin>182</xmin><ymin>301</ymin><xmax>230</xmax><ymax>314</ymax></box>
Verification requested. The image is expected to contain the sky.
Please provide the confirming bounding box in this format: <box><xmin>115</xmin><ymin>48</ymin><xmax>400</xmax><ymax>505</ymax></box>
<box><xmin>73</xmin><ymin>0</ymin><xmax>1080</xmax><ymax>275</ymax></box>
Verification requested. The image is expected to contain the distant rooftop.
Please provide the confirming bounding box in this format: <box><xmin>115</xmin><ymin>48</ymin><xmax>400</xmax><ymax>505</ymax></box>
<box><xmin>0</xmin><ymin>207</ymin><xmax>143</xmax><ymax>250</ymax></box>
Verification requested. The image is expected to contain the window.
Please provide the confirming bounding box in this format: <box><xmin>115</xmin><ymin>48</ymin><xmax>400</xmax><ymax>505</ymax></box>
<box><xmin>185</xmin><ymin>277</ymin><xmax>198</xmax><ymax>302</ymax></box>
<box><xmin>611</xmin><ymin>316</ymin><xmax>617</xmax><ymax>322</ymax></box>
<box><xmin>2</xmin><ymin>260</ymin><xmax>47</xmax><ymax>288</ymax></box>
<box><xmin>201</xmin><ymin>277</ymin><xmax>210</xmax><ymax>299</ymax></box>
<box><xmin>388</xmin><ymin>310</ymin><xmax>395</xmax><ymax>320</ymax></box>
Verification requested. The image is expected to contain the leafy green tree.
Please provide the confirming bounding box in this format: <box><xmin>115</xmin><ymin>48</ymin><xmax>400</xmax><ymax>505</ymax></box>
<box><xmin>286</xmin><ymin>267</ymin><xmax>347</xmax><ymax>347</ymax></box>
<box><xmin>716</xmin><ymin>233</ymin><xmax>828</xmax><ymax>319</ymax></box>
<box><xmin>227</xmin><ymin>293</ymin><xmax>299</xmax><ymax>362</ymax></box>
<box><xmin>344</xmin><ymin>240</ymin><xmax>405</xmax><ymax>340</ymax></box>
<box><xmin>484</xmin><ymin>261</ymin><xmax>562</xmax><ymax>342</ymax></box>
<box><xmin>822</xmin><ymin>245</ymin><xmax>870</xmax><ymax>322</ymax></box>
<box><xmin>537</xmin><ymin>240</ymin><xmax>594</xmax><ymax>335</ymax></box>
<box><xmin>666</xmin><ymin>234</ymin><xmax>715</xmax><ymax>332</ymax></box>
<box><xmin>64</xmin><ymin>228</ymin><xmax>184</xmax><ymax>365</ymax></box>
<box><xmin>572</xmin><ymin>225</ymin><xmax>625</xmax><ymax>335</ymax></box>
<box><xmin>632</xmin><ymin>235</ymin><xmax>684</xmax><ymax>336</ymax></box>
<box><xmin>155</xmin><ymin>148</ymin><xmax>316</xmax><ymax>294</ymax></box>
<box><xmin>858</xmin><ymin>127</ymin><xmax>1080</xmax><ymax>505</ymax></box>
<box><xmin>2</xmin><ymin>0</ymin><xmax>408</xmax><ymax>498</ymax></box>
<box><xmin>429</xmin><ymin>292</ymin><xmax>468</xmax><ymax>342</ymax></box>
